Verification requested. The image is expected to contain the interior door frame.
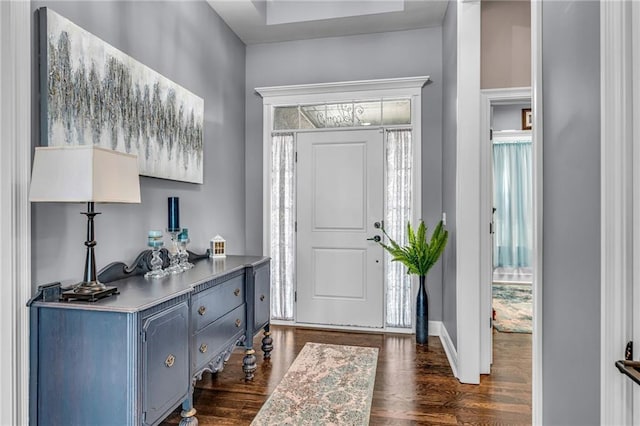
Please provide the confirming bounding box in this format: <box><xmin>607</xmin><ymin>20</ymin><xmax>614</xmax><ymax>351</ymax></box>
<box><xmin>456</xmin><ymin>1</ymin><xmax>543</xmax><ymax>422</ymax></box>
<box><xmin>600</xmin><ymin>1</ymin><xmax>640</xmax><ymax>423</ymax></box>
<box><xmin>0</xmin><ymin>1</ymin><xmax>32</xmax><ymax>423</ymax></box>
<box><xmin>256</xmin><ymin>76</ymin><xmax>428</xmax><ymax>332</ymax></box>
<box><xmin>479</xmin><ymin>86</ymin><xmax>532</xmax><ymax>375</ymax></box>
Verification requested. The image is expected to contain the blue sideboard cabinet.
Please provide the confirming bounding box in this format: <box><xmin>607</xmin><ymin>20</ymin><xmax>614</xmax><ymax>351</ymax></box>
<box><xmin>28</xmin><ymin>255</ymin><xmax>271</xmax><ymax>426</ymax></box>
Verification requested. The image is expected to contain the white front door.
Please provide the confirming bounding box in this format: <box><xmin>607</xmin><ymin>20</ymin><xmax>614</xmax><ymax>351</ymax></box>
<box><xmin>296</xmin><ymin>129</ymin><xmax>384</xmax><ymax>328</ymax></box>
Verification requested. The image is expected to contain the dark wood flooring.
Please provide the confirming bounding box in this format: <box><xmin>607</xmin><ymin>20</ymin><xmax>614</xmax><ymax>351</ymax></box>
<box><xmin>162</xmin><ymin>326</ymin><xmax>531</xmax><ymax>425</ymax></box>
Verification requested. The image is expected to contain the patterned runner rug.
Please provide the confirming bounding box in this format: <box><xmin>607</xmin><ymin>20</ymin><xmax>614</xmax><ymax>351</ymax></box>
<box><xmin>251</xmin><ymin>342</ymin><xmax>378</xmax><ymax>426</ymax></box>
<box><xmin>493</xmin><ymin>283</ymin><xmax>532</xmax><ymax>333</ymax></box>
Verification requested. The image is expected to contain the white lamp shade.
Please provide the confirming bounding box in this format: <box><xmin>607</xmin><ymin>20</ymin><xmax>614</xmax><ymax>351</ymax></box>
<box><xmin>29</xmin><ymin>146</ymin><xmax>141</xmax><ymax>203</ymax></box>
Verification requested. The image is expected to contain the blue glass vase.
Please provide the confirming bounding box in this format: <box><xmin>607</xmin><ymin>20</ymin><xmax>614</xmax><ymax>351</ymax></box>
<box><xmin>416</xmin><ymin>275</ymin><xmax>428</xmax><ymax>344</ymax></box>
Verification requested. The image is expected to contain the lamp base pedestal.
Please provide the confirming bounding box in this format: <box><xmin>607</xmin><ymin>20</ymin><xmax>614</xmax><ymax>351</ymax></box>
<box><xmin>60</xmin><ymin>285</ymin><xmax>119</xmax><ymax>302</ymax></box>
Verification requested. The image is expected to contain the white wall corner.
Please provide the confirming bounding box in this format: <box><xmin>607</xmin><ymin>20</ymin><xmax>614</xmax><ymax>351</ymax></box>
<box><xmin>455</xmin><ymin>0</ymin><xmax>481</xmax><ymax>385</ymax></box>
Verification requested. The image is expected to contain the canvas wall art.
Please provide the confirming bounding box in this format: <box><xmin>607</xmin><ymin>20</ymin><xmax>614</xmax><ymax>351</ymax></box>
<box><xmin>39</xmin><ymin>8</ymin><xmax>204</xmax><ymax>184</ymax></box>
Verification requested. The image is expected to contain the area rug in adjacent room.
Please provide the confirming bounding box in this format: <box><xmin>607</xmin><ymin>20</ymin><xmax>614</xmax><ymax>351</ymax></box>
<box><xmin>492</xmin><ymin>283</ymin><xmax>532</xmax><ymax>333</ymax></box>
<box><xmin>251</xmin><ymin>342</ymin><xmax>378</xmax><ymax>426</ymax></box>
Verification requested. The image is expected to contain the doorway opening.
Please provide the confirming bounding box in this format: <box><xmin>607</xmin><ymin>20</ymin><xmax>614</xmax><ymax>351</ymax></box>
<box><xmin>491</xmin><ymin>104</ymin><xmax>533</xmax><ymax>336</ymax></box>
<box><xmin>480</xmin><ymin>87</ymin><xmax>533</xmax><ymax>374</ymax></box>
<box><xmin>257</xmin><ymin>77</ymin><xmax>428</xmax><ymax>333</ymax></box>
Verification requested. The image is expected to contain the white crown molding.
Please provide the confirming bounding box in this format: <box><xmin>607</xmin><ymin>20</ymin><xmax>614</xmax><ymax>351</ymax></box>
<box><xmin>256</xmin><ymin>76</ymin><xmax>430</xmax><ymax>102</ymax></box>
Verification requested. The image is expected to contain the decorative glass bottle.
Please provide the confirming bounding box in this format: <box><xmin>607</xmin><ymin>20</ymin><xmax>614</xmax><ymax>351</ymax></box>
<box><xmin>178</xmin><ymin>228</ymin><xmax>194</xmax><ymax>271</ymax></box>
<box><xmin>145</xmin><ymin>230</ymin><xmax>168</xmax><ymax>279</ymax></box>
<box><xmin>166</xmin><ymin>229</ymin><xmax>182</xmax><ymax>274</ymax></box>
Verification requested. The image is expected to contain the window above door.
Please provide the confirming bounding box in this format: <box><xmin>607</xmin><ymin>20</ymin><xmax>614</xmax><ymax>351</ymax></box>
<box><xmin>273</xmin><ymin>99</ymin><xmax>412</xmax><ymax>130</ymax></box>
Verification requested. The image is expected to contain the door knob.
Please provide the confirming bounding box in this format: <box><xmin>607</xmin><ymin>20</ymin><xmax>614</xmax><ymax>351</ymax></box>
<box><xmin>374</xmin><ymin>221</ymin><xmax>382</xmax><ymax>229</ymax></box>
<box><xmin>367</xmin><ymin>235</ymin><xmax>381</xmax><ymax>243</ymax></box>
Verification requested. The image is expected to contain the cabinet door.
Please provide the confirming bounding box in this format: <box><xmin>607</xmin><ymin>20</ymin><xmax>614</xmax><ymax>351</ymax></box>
<box><xmin>254</xmin><ymin>263</ymin><xmax>271</xmax><ymax>330</ymax></box>
<box><xmin>142</xmin><ymin>302</ymin><xmax>189</xmax><ymax>426</ymax></box>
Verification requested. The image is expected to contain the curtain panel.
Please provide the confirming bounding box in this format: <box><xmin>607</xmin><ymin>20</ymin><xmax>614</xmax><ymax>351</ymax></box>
<box><xmin>385</xmin><ymin>129</ymin><xmax>413</xmax><ymax>328</ymax></box>
<box><xmin>492</xmin><ymin>138</ymin><xmax>532</xmax><ymax>268</ymax></box>
<box><xmin>270</xmin><ymin>133</ymin><xmax>296</xmax><ymax>320</ymax></box>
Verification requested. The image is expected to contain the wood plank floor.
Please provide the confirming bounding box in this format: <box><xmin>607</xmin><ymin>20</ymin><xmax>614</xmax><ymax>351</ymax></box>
<box><xmin>162</xmin><ymin>326</ymin><xmax>531</xmax><ymax>425</ymax></box>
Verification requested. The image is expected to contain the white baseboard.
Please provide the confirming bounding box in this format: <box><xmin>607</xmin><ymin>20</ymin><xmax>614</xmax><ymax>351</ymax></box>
<box><xmin>440</xmin><ymin>323</ymin><xmax>459</xmax><ymax>379</ymax></box>
<box><xmin>427</xmin><ymin>320</ymin><xmax>441</xmax><ymax>336</ymax></box>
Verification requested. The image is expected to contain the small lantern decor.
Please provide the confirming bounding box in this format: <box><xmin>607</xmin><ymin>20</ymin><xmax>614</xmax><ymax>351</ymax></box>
<box><xmin>210</xmin><ymin>235</ymin><xmax>226</xmax><ymax>258</ymax></box>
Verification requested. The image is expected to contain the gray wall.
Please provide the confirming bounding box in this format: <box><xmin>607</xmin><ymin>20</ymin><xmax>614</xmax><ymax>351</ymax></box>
<box><xmin>542</xmin><ymin>1</ymin><xmax>600</xmax><ymax>423</ymax></box>
<box><xmin>492</xmin><ymin>103</ymin><xmax>531</xmax><ymax>131</ymax></box>
<box><xmin>245</xmin><ymin>27</ymin><xmax>444</xmax><ymax>320</ymax></box>
<box><xmin>30</xmin><ymin>1</ymin><xmax>246</xmax><ymax>286</ymax></box>
<box><xmin>441</xmin><ymin>0</ymin><xmax>457</xmax><ymax>347</ymax></box>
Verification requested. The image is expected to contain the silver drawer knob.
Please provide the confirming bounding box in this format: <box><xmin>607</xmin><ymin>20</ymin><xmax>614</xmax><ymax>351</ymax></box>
<box><xmin>260</xmin><ymin>294</ymin><xmax>265</xmax><ymax>302</ymax></box>
<box><xmin>198</xmin><ymin>306</ymin><xmax>206</xmax><ymax>316</ymax></box>
<box><xmin>199</xmin><ymin>343</ymin><xmax>208</xmax><ymax>353</ymax></box>
<box><xmin>235</xmin><ymin>319</ymin><xmax>241</xmax><ymax>327</ymax></box>
<box><xmin>234</xmin><ymin>288</ymin><xmax>240</xmax><ymax>297</ymax></box>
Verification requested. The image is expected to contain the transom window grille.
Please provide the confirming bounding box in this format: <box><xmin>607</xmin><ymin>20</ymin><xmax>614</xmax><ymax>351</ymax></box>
<box><xmin>273</xmin><ymin>99</ymin><xmax>411</xmax><ymax>130</ymax></box>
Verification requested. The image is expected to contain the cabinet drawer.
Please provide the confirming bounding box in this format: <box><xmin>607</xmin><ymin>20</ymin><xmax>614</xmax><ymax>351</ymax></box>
<box><xmin>192</xmin><ymin>274</ymin><xmax>244</xmax><ymax>331</ymax></box>
<box><xmin>142</xmin><ymin>302</ymin><xmax>190</xmax><ymax>426</ymax></box>
<box><xmin>254</xmin><ymin>264</ymin><xmax>271</xmax><ymax>330</ymax></box>
<box><xmin>193</xmin><ymin>304</ymin><xmax>246</xmax><ymax>372</ymax></box>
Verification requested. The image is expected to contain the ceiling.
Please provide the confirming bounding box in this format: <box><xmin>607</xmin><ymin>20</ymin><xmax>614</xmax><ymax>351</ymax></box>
<box><xmin>207</xmin><ymin>0</ymin><xmax>449</xmax><ymax>45</ymax></box>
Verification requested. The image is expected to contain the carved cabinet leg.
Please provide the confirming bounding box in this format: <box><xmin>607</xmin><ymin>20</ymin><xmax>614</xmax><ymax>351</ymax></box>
<box><xmin>261</xmin><ymin>324</ymin><xmax>273</xmax><ymax>360</ymax></box>
<box><xmin>243</xmin><ymin>348</ymin><xmax>257</xmax><ymax>380</ymax></box>
<box><xmin>179</xmin><ymin>394</ymin><xmax>198</xmax><ymax>426</ymax></box>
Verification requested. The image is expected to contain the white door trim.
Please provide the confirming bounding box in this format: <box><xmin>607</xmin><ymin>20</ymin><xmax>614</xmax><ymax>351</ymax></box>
<box><xmin>531</xmin><ymin>0</ymin><xmax>544</xmax><ymax>423</ymax></box>
<box><xmin>257</xmin><ymin>77</ymin><xmax>427</xmax><ymax>330</ymax></box>
<box><xmin>479</xmin><ymin>86</ymin><xmax>532</xmax><ymax>377</ymax></box>
<box><xmin>600</xmin><ymin>1</ymin><xmax>636</xmax><ymax>424</ymax></box>
<box><xmin>0</xmin><ymin>1</ymin><xmax>32</xmax><ymax>424</ymax></box>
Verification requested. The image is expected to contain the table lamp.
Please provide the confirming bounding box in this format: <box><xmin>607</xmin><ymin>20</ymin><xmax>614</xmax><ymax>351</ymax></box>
<box><xmin>29</xmin><ymin>146</ymin><xmax>141</xmax><ymax>300</ymax></box>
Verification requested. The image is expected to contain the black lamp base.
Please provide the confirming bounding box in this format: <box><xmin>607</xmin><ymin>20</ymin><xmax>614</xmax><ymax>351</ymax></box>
<box><xmin>74</xmin><ymin>280</ymin><xmax>107</xmax><ymax>294</ymax></box>
<box><xmin>60</xmin><ymin>285</ymin><xmax>119</xmax><ymax>302</ymax></box>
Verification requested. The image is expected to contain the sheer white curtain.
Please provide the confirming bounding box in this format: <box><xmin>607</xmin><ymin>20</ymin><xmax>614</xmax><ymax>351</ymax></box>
<box><xmin>270</xmin><ymin>133</ymin><xmax>295</xmax><ymax>320</ymax></box>
<box><xmin>385</xmin><ymin>129</ymin><xmax>413</xmax><ymax>328</ymax></box>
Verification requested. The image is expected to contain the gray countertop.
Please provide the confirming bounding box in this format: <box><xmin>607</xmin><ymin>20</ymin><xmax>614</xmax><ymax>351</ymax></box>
<box><xmin>31</xmin><ymin>255</ymin><xmax>268</xmax><ymax>313</ymax></box>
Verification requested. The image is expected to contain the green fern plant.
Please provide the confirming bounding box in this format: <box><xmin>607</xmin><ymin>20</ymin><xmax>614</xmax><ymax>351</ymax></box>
<box><xmin>378</xmin><ymin>219</ymin><xmax>448</xmax><ymax>276</ymax></box>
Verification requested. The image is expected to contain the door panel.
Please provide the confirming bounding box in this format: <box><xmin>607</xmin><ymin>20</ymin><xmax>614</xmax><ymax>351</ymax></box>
<box><xmin>312</xmin><ymin>143</ymin><xmax>365</xmax><ymax>229</ymax></box>
<box><xmin>312</xmin><ymin>248</ymin><xmax>366</xmax><ymax>299</ymax></box>
<box><xmin>297</xmin><ymin>129</ymin><xmax>383</xmax><ymax>328</ymax></box>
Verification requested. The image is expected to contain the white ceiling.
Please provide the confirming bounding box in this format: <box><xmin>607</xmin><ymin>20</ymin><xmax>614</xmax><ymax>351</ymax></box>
<box><xmin>207</xmin><ymin>0</ymin><xmax>449</xmax><ymax>45</ymax></box>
